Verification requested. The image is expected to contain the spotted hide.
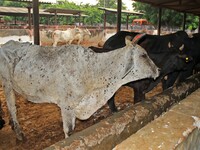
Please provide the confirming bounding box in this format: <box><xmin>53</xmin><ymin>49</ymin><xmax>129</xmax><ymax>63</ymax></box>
<box><xmin>0</xmin><ymin>40</ymin><xmax>159</xmax><ymax>140</ymax></box>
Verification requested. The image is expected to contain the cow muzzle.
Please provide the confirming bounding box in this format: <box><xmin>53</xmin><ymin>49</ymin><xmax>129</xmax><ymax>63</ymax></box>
<box><xmin>153</xmin><ymin>67</ymin><xmax>161</xmax><ymax>80</ymax></box>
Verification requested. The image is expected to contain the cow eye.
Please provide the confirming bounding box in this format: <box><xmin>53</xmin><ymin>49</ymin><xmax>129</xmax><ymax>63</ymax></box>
<box><xmin>185</xmin><ymin>57</ymin><xmax>189</xmax><ymax>62</ymax></box>
<box><xmin>141</xmin><ymin>54</ymin><xmax>147</xmax><ymax>58</ymax></box>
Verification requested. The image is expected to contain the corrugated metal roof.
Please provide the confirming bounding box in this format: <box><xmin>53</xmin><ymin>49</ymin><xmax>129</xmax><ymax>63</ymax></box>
<box><xmin>0</xmin><ymin>6</ymin><xmax>86</xmax><ymax>17</ymax></box>
<box><xmin>98</xmin><ymin>7</ymin><xmax>143</xmax><ymax>15</ymax></box>
<box><xmin>44</xmin><ymin>8</ymin><xmax>83</xmax><ymax>15</ymax></box>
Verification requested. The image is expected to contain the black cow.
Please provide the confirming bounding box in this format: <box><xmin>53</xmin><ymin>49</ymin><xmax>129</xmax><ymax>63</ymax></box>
<box><xmin>90</xmin><ymin>31</ymin><xmax>192</xmax><ymax>112</ymax></box>
<box><xmin>163</xmin><ymin>32</ymin><xmax>200</xmax><ymax>89</ymax></box>
<box><xmin>103</xmin><ymin>31</ymin><xmax>139</xmax><ymax>50</ymax></box>
<box><xmin>103</xmin><ymin>31</ymin><xmax>188</xmax><ymax>53</ymax></box>
<box><xmin>0</xmin><ymin>101</ymin><xmax>5</xmax><ymax>129</ymax></box>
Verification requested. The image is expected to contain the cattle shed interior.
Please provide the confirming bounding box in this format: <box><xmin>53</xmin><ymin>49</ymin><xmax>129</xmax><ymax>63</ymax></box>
<box><xmin>1</xmin><ymin>1</ymin><xmax>200</xmax><ymax>150</ymax></box>
<box><xmin>98</xmin><ymin>7</ymin><xmax>143</xmax><ymax>30</ymax></box>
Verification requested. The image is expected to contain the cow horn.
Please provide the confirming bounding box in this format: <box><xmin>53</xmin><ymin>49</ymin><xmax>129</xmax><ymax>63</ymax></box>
<box><xmin>132</xmin><ymin>33</ymin><xmax>146</xmax><ymax>44</ymax></box>
<box><xmin>168</xmin><ymin>42</ymin><xmax>172</xmax><ymax>48</ymax></box>
<box><xmin>179</xmin><ymin>44</ymin><xmax>184</xmax><ymax>51</ymax></box>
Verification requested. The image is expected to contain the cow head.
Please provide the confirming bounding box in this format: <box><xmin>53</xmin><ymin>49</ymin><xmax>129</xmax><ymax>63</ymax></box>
<box><xmin>123</xmin><ymin>36</ymin><xmax>160</xmax><ymax>80</ymax></box>
<box><xmin>168</xmin><ymin>31</ymin><xmax>189</xmax><ymax>52</ymax></box>
<box><xmin>177</xmin><ymin>54</ymin><xmax>193</xmax><ymax>68</ymax></box>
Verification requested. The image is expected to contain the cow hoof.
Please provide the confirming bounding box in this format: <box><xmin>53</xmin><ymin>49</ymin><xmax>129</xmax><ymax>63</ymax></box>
<box><xmin>16</xmin><ymin>132</ymin><xmax>25</xmax><ymax>141</ymax></box>
<box><xmin>110</xmin><ymin>107</ymin><xmax>118</xmax><ymax>113</ymax></box>
<box><xmin>144</xmin><ymin>100</ymin><xmax>152</xmax><ymax>103</ymax></box>
<box><xmin>16</xmin><ymin>134</ymin><xmax>27</xmax><ymax>142</ymax></box>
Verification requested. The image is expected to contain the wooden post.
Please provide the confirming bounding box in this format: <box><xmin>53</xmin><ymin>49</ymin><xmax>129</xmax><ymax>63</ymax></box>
<box><xmin>27</xmin><ymin>5</ymin><xmax>32</xmax><ymax>30</ymax></box>
<box><xmin>183</xmin><ymin>12</ymin><xmax>186</xmax><ymax>31</ymax></box>
<box><xmin>14</xmin><ymin>16</ymin><xmax>17</xmax><ymax>25</ymax></box>
<box><xmin>54</xmin><ymin>10</ymin><xmax>57</xmax><ymax>25</ymax></box>
<box><xmin>32</xmin><ymin>0</ymin><xmax>40</xmax><ymax>45</ymax></box>
<box><xmin>104</xmin><ymin>12</ymin><xmax>107</xmax><ymax>30</ymax></box>
<box><xmin>117</xmin><ymin>0</ymin><xmax>122</xmax><ymax>32</ymax></box>
<box><xmin>157</xmin><ymin>7</ymin><xmax>162</xmax><ymax>35</ymax></box>
<box><xmin>198</xmin><ymin>16</ymin><xmax>200</xmax><ymax>33</ymax></box>
<box><xmin>47</xmin><ymin>16</ymin><xmax>50</xmax><ymax>25</ymax></box>
<box><xmin>66</xmin><ymin>16</ymin><xmax>68</xmax><ymax>25</ymax></box>
<box><xmin>79</xmin><ymin>13</ymin><xmax>81</xmax><ymax>26</ymax></box>
<box><xmin>126</xmin><ymin>14</ymin><xmax>129</xmax><ymax>30</ymax></box>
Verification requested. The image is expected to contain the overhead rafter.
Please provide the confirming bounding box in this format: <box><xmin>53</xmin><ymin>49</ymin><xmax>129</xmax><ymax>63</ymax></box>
<box><xmin>133</xmin><ymin>0</ymin><xmax>200</xmax><ymax>16</ymax></box>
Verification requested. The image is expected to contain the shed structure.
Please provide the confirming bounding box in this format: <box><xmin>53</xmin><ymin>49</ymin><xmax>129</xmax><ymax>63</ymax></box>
<box><xmin>133</xmin><ymin>0</ymin><xmax>200</xmax><ymax>34</ymax></box>
<box><xmin>98</xmin><ymin>7</ymin><xmax>143</xmax><ymax>31</ymax></box>
<box><xmin>3</xmin><ymin>0</ymin><xmax>86</xmax><ymax>45</ymax></box>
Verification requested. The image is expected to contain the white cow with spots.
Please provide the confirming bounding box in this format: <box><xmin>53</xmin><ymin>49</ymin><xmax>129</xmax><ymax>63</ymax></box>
<box><xmin>0</xmin><ymin>39</ymin><xmax>159</xmax><ymax>140</ymax></box>
<box><xmin>52</xmin><ymin>27</ymin><xmax>79</xmax><ymax>47</ymax></box>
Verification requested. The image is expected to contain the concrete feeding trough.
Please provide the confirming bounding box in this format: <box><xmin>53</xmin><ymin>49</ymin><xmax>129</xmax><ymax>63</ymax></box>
<box><xmin>45</xmin><ymin>73</ymin><xmax>200</xmax><ymax>150</ymax></box>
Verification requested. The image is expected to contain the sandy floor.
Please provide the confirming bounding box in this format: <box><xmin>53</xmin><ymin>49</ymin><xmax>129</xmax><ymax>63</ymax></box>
<box><xmin>0</xmin><ymin>83</ymin><xmax>162</xmax><ymax>150</ymax></box>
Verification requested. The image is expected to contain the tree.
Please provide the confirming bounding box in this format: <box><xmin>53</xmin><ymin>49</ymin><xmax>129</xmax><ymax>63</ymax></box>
<box><xmin>133</xmin><ymin>2</ymin><xmax>199</xmax><ymax>30</ymax></box>
<box><xmin>81</xmin><ymin>4</ymin><xmax>103</xmax><ymax>26</ymax></box>
<box><xmin>96</xmin><ymin>0</ymin><xmax>128</xmax><ymax>25</ymax></box>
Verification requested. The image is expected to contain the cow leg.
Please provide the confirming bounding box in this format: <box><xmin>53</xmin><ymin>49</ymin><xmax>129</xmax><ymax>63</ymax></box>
<box><xmin>60</xmin><ymin>105</ymin><xmax>76</xmax><ymax>138</ymax></box>
<box><xmin>134</xmin><ymin>87</ymin><xmax>145</xmax><ymax>103</ymax></box>
<box><xmin>77</xmin><ymin>37</ymin><xmax>83</xmax><ymax>45</ymax></box>
<box><xmin>3</xmin><ymin>84</ymin><xmax>24</xmax><ymax>140</ymax></box>
<box><xmin>53</xmin><ymin>40</ymin><xmax>58</xmax><ymax>47</ymax></box>
<box><xmin>77</xmin><ymin>39</ymin><xmax>81</xmax><ymax>45</ymax></box>
<box><xmin>0</xmin><ymin>101</ymin><xmax>5</xmax><ymax>129</ymax></box>
<box><xmin>69</xmin><ymin>40</ymin><xmax>73</xmax><ymax>45</ymax></box>
<box><xmin>126</xmin><ymin>82</ymin><xmax>146</xmax><ymax>104</ymax></box>
<box><xmin>107</xmin><ymin>95</ymin><xmax>118</xmax><ymax>112</ymax></box>
<box><xmin>0</xmin><ymin>118</ymin><xmax>5</xmax><ymax>129</ymax></box>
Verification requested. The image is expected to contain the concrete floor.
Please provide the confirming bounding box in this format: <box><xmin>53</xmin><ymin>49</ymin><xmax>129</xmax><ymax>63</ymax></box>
<box><xmin>113</xmin><ymin>88</ymin><xmax>200</xmax><ymax>150</ymax></box>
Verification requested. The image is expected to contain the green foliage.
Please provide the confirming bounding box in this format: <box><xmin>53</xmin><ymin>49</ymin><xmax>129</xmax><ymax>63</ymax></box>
<box><xmin>133</xmin><ymin>2</ymin><xmax>199</xmax><ymax>30</ymax></box>
<box><xmin>1</xmin><ymin>0</ymin><xmax>197</xmax><ymax>29</ymax></box>
<box><xmin>186</xmin><ymin>14</ymin><xmax>199</xmax><ymax>31</ymax></box>
<box><xmin>81</xmin><ymin>5</ymin><xmax>103</xmax><ymax>25</ymax></box>
<box><xmin>96</xmin><ymin>0</ymin><xmax>117</xmax><ymax>8</ymax></box>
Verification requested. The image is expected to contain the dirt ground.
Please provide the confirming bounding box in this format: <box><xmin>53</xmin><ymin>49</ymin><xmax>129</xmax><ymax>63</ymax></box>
<box><xmin>0</xmin><ymin>32</ymin><xmax>163</xmax><ymax>150</ymax></box>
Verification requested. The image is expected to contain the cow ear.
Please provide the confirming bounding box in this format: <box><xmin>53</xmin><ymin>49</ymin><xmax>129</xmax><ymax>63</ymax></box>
<box><xmin>125</xmin><ymin>36</ymin><xmax>132</xmax><ymax>46</ymax></box>
<box><xmin>132</xmin><ymin>33</ymin><xmax>146</xmax><ymax>44</ymax></box>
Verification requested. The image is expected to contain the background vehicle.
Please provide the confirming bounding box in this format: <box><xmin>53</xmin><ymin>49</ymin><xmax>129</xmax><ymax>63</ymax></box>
<box><xmin>130</xmin><ymin>19</ymin><xmax>155</xmax><ymax>32</ymax></box>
